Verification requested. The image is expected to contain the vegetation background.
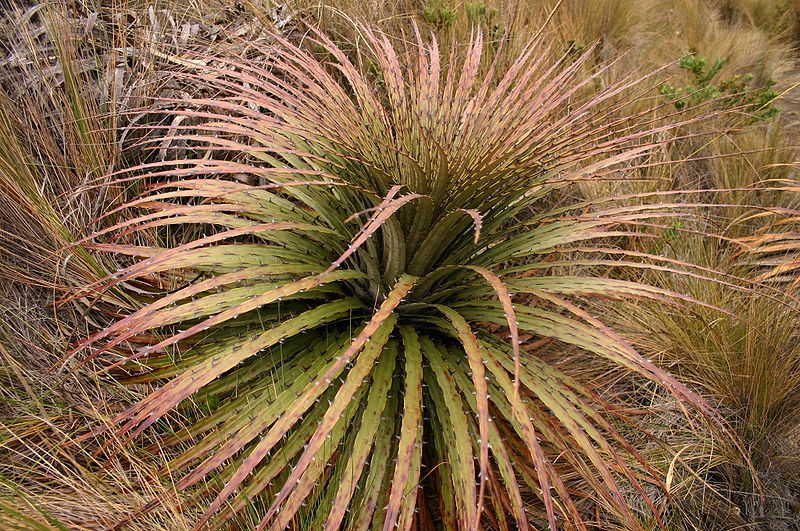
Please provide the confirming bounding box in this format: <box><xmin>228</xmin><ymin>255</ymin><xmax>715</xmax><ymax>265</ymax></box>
<box><xmin>0</xmin><ymin>0</ymin><xmax>799</xmax><ymax>529</ymax></box>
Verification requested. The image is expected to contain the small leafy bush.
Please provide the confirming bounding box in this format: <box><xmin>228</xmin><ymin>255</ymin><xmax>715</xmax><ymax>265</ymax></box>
<box><xmin>465</xmin><ymin>1</ymin><xmax>495</xmax><ymax>21</ymax></box>
<box><xmin>465</xmin><ymin>2</ymin><xmax>503</xmax><ymax>41</ymax></box>
<box><xmin>659</xmin><ymin>49</ymin><xmax>779</xmax><ymax>121</ymax></box>
<box><xmin>422</xmin><ymin>1</ymin><xmax>457</xmax><ymax>28</ymax></box>
<box><xmin>77</xmin><ymin>28</ymin><xmax>729</xmax><ymax>529</ymax></box>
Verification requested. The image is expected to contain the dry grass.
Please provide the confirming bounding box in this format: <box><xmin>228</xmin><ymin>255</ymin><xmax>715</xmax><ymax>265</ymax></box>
<box><xmin>603</xmin><ymin>256</ymin><xmax>800</xmax><ymax>527</ymax></box>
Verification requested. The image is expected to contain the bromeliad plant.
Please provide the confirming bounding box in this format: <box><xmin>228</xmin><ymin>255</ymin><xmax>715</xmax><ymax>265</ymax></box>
<box><xmin>74</xmin><ymin>27</ymin><xmax>734</xmax><ymax>530</ymax></box>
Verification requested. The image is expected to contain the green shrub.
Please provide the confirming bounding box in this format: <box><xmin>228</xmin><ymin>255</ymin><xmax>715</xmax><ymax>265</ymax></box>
<box><xmin>422</xmin><ymin>0</ymin><xmax>457</xmax><ymax>28</ymax></box>
<box><xmin>76</xmin><ymin>28</ymin><xmax>732</xmax><ymax>529</ymax></box>
<box><xmin>465</xmin><ymin>1</ymin><xmax>503</xmax><ymax>41</ymax></box>
<box><xmin>660</xmin><ymin>49</ymin><xmax>779</xmax><ymax>121</ymax></box>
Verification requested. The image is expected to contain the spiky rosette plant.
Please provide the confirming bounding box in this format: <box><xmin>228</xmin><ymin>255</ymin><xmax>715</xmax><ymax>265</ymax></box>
<box><xmin>73</xmin><ymin>28</ymin><xmax>735</xmax><ymax>530</ymax></box>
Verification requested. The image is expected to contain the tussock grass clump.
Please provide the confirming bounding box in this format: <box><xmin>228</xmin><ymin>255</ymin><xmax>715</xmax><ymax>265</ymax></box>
<box><xmin>609</xmin><ymin>265</ymin><xmax>800</xmax><ymax>528</ymax></box>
